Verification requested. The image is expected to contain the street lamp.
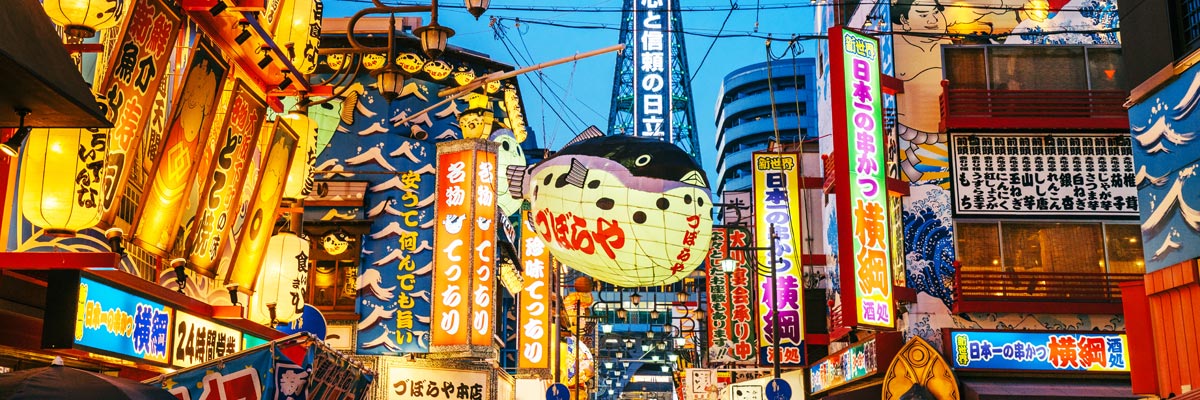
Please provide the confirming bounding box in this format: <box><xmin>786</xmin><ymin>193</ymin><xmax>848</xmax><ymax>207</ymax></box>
<box><xmin>724</xmin><ymin>223</ymin><xmax>783</xmax><ymax>380</ymax></box>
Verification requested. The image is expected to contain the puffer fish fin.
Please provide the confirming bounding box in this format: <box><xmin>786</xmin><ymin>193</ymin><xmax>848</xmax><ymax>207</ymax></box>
<box><xmin>341</xmin><ymin>90</ymin><xmax>359</xmax><ymax>126</ymax></box>
<box><xmin>507</xmin><ymin>164</ymin><xmax>529</xmax><ymax>199</ymax></box>
<box><xmin>565</xmin><ymin>159</ymin><xmax>589</xmax><ymax>188</ymax></box>
<box><xmin>680</xmin><ymin>170</ymin><xmax>707</xmax><ymax>188</ymax></box>
<box><xmin>564</xmin><ymin>125</ymin><xmax>605</xmax><ymax>148</ymax></box>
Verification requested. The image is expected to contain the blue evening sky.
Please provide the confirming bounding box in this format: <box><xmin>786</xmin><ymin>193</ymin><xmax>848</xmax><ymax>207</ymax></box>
<box><xmin>324</xmin><ymin>1</ymin><xmax>818</xmax><ymax>180</ymax></box>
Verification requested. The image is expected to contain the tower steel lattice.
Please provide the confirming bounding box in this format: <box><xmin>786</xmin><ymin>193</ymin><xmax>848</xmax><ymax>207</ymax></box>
<box><xmin>607</xmin><ymin>0</ymin><xmax>701</xmax><ymax>164</ymax></box>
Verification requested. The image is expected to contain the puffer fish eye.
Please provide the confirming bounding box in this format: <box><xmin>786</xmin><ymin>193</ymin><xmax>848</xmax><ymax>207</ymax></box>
<box><xmin>634</xmin><ymin>154</ymin><xmax>651</xmax><ymax>167</ymax></box>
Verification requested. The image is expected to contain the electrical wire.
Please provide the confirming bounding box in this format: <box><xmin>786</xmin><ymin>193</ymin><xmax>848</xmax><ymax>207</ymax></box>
<box><xmin>347</xmin><ymin>0</ymin><xmax>1116</xmax><ymax>14</ymax></box>
<box><xmin>688</xmin><ymin>0</ymin><xmax>737</xmax><ymax>85</ymax></box>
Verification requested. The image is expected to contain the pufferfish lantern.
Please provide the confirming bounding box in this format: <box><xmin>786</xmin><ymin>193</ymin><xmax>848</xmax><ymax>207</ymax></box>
<box><xmin>508</xmin><ymin>131</ymin><xmax>712</xmax><ymax>287</ymax></box>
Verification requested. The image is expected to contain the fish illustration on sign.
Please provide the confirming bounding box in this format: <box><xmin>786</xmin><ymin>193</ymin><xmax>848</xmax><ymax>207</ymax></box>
<box><xmin>507</xmin><ymin>127</ymin><xmax>713</xmax><ymax>287</ymax></box>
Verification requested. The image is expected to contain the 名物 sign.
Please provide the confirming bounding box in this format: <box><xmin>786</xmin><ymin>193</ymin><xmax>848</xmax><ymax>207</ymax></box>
<box><xmin>829</xmin><ymin>26</ymin><xmax>894</xmax><ymax>329</ymax></box>
<box><xmin>949</xmin><ymin>330</ymin><xmax>1129</xmax><ymax>372</ymax></box>
<box><xmin>752</xmin><ymin>152</ymin><xmax>806</xmax><ymax>366</ymax></box>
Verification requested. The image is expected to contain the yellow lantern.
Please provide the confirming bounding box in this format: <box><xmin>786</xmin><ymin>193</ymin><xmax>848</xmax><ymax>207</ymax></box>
<box><xmin>459</xmin><ymin>93</ymin><xmax>494</xmax><ymax>139</ymax></box>
<box><xmin>282</xmin><ymin>111</ymin><xmax>316</xmax><ymax>200</ymax></box>
<box><xmin>18</xmin><ymin>128</ymin><xmax>107</xmax><ymax>236</ymax></box>
<box><xmin>248</xmin><ymin>232</ymin><xmax>310</xmax><ymax>324</ymax></box>
<box><xmin>272</xmin><ymin>0</ymin><xmax>323</xmax><ymax>74</ymax></box>
<box><xmin>42</xmin><ymin>0</ymin><xmax>132</xmax><ymax>38</ymax></box>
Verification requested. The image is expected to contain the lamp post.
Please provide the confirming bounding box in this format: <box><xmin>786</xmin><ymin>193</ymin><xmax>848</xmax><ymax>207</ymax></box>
<box><xmin>721</xmin><ymin>223</ymin><xmax>781</xmax><ymax>381</ymax></box>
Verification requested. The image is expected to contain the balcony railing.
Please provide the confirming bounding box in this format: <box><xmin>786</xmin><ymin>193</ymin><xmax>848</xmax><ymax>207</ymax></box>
<box><xmin>953</xmin><ymin>268</ymin><xmax>1142</xmax><ymax>314</ymax></box>
<box><xmin>939</xmin><ymin>80</ymin><xmax>1129</xmax><ymax>131</ymax></box>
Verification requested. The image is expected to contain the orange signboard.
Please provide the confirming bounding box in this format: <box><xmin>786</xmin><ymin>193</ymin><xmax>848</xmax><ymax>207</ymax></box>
<box><xmin>132</xmin><ymin>41</ymin><xmax>229</xmax><ymax>255</ymax></box>
<box><xmin>518</xmin><ymin>212</ymin><xmax>552</xmax><ymax>369</ymax></box>
<box><xmin>431</xmin><ymin>139</ymin><xmax>498</xmax><ymax>349</ymax></box>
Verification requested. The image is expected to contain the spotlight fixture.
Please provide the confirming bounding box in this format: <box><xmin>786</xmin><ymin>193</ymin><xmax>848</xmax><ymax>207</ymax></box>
<box><xmin>266</xmin><ymin>302</ymin><xmax>278</xmax><ymax>325</ymax></box>
<box><xmin>258</xmin><ymin>54</ymin><xmax>275</xmax><ymax>69</ymax></box>
<box><xmin>234</xmin><ymin>23</ymin><xmax>252</xmax><ymax>45</ymax></box>
<box><xmin>277</xmin><ymin>76</ymin><xmax>293</xmax><ymax>91</ymax></box>
<box><xmin>104</xmin><ymin>228</ymin><xmax>125</xmax><ymax>257</ymax></box>
<box><xmin>209</xmin><ymin>1</ymin><xmax>228</xmax><ymax>16</ymax></box>
<box><xmin>171</xmin><ymin>258</ymin><xmax>188</xmax><ymax>294</ymax></box>
<box><xmin>225</xmin><ymin>283</ymin><xmax>240</xmax><ymax>306</ymax></box>
<box><xmin>0</xmin><ymin>109</ymin><xmax>33</xmax><ymax>158</ymax></box>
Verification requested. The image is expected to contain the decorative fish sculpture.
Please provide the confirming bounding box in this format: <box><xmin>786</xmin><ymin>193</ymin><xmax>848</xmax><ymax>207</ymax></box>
<box><xmin>508</xmin><ymin>128</ymin><xmax>712</xmax><ymax>287</ymax></box>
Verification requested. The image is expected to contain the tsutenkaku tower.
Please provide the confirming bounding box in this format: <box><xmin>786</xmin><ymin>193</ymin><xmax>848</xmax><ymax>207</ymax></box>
<box><xmin>607</xmin><ymin>0</ymin><xmax>701</xmax><ymax>163</ymax></box>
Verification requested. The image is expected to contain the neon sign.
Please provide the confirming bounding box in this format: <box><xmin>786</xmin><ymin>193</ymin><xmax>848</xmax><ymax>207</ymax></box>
<box><xmin>633</xmin><ymin>0</ymin><xmax>672</xmax><ymax>138</ymax></box>
<box><xmin>830</xmin><ymin>26</ymin><xmax>894</xmax><ymax>329</ymax></box>
<box><xmin>752</xmin><ymin>152</ymin><xmax>805</xmax><ymax>366</ymax></box>
<box><xmin>75</xmin><ymin>277</ymin><xmax>172</xmax><ymax>364</ymax></box>
<box><xmin>950</xmin><ymin>331</ymin><xmax>1129</xmax><ymax>372</ymax></box>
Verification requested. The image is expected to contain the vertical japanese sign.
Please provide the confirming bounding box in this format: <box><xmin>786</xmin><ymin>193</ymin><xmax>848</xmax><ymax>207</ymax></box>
<box><xmin>725</xmin><ymin>226</ymin><xmax>758</xmax><ymax>365</ymax></box>
<box><xmin>186</xmin><ymin>80</ymin><xmax>266</xmax><ymax>276</ymax></box>
<box><xmin>97</xmin><ymin>0</ymin><xmax>183</xmax><ymax>226</ymax></box>
<box><xmin>518</xmin><ymin>213</ymin><xmax>553</xmax><ymax>369</ymax></box>
<box><xmin>132</xmin><ymin>41</ymin><xmax>229</xmax><ymax>255</ymax></box>
<box><xmin>707</xmin><ymin>228</ymin><xmax>734</xmax><ymax>364</ymax></box>
<box><xmin>633</xmin><ymin>0</ymin><xmax>672</xmax><ymax>139</ymax></box>
<box><xmin>432</xmin><ymin>139</ymin><xmax>498</xmax><ymax>349</ymax></box>
<box><xmin>949</xmin><ymin>331</ymin><xmax>1129</xmax><ymax>372</ymax></box>
<box><xmin>829</xmin><ymin>26</ymin><xmax>894</xmax><ymax>329</ymax></box>
<box><xmin>470</xmin><ymin>146</ymin><xmax>497</xmax><ymax>347</ymax></box>
<box><xmin>751</xmin><ymin>152</ymin><xmax>805</xmax><ymax>366</ymax></box>
<box><xmin>228</xmin><ymin>120</ymin><xmax>299</xmax><ymax>290</ymax></box>
<box><xmin>72</xmin><ymin>276</ymin><xmax>173</xmax><ymax>365</ymax></box>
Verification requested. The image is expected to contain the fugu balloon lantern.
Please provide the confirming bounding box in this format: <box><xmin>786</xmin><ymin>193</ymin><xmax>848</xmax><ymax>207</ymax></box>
<box><xmin>508</xmin><ymin>134</ymin><xmax>712</xmax><ymax>287</ymax></box>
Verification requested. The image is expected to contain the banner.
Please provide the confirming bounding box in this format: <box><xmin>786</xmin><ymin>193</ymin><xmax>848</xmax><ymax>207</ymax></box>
<box><xmin>150</xmin><ymin>333</ymin><xmax>375</xmax><ymax>400</ymax></box>
<box><xmin>97</xmin><ymin>0</ymin><xmax>184</xmax><ymax>226</ymax></box>
<box><xmin>132</xmin><ymin>40</ymin><xmax>229</xmax><ymax>255</ymax></box>
<box><xmin>228</xmin><ymin>120</ymin><xmax>300</xmax><ymax>289</ymax></box>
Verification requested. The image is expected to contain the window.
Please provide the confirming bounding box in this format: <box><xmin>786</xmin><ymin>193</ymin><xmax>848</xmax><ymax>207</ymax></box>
<box><xmin>943</xmin><ymin>46</ymin><xmax>1123</xmax><ymax>90</ymax></box>
<box><xmin>310</xmin><ymin>259</ymin><xmax>358</xmax><ymax>310</ymax></box>
<box><xmin>1175</xmin><ymin>0</ymin><xmax>1200</xmax><ymax>56</ymax></box>
<box><xmin>956</xmin><ymin>221</ymin><xmax>1144</xmax><ymax>274</ymax></box>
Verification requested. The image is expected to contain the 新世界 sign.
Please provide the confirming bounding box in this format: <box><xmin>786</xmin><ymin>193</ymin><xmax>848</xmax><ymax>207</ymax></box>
<box><xmin>949</xmin><ymin>330</ymin><xmax>1129</xmax><ymax>372</ymax></box>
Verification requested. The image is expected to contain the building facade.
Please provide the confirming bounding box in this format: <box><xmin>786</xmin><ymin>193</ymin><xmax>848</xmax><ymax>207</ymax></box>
<box><xmin>804</xmin><ymin>0</ymin><xmax>1140</xmax><ymax>398</ymax></box>
<box><xmin>714</xmin><ymin>59</ymin><xmax>818</xmax><ymax>193</ymax></box>
<box><xmin>1116</xmin><ymin>0</ymin><xmax>1200</xmax><ymax>397</ymax></box>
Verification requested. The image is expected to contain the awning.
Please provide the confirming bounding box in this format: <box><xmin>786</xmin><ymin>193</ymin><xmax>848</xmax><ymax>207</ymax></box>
<box><xmin>0</xmin><ymin>0</ymin><xmax>110</xmax><ymax>128</ymax></box>
<box><xmin>961</xmin><ymin>378</ymin><xmax>1140</xmax><ymax>400</ymax></box>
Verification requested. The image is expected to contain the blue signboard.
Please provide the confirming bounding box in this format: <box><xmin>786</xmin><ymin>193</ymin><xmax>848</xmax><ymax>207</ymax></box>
<box><xmin>1128</xmin><ymin>65</ymin><xmax>1200</xmax><ymax>272</ymax></box>
<box><xmin>949</xmin><ymin>331</ymin><xmax>1129</xmax><ymax>372</ymax></box>
<box><xmin>76</xmin><ymin>276</ymin><xmax>173</xmax><ymax>365</ymax></box>
<box><xmin>632</xmin><ymin>0</ymin><xmax>672</xmax><ymax>139</ymax></box>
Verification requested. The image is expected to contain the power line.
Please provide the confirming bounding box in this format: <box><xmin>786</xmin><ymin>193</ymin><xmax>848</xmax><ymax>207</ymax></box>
<box><xmin>345</xmin><ymin>0</ymin><xmax>1117</xmax><ymax>13</ymax></box>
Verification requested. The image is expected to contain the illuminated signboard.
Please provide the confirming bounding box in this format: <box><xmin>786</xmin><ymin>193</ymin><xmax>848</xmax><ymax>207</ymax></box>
<box><xmin>949</xmin><ymin>331</ymin><xmax>1129</xmax><ymax>372</ymax></box>
<box><xmin>229</xmin><ymin>120</ymin><xmax>299</xmax><ymax>290</ymax></box>
<box><xmin>829</xmin><ymin>26</ymin><xmax>894</xmax><ymax>329</ymax></box>
<box><xmin>708</xmin><ymin>226</ymin><xmax>758</xmax><ymax>364</ymax></box>
<box><xmin>751</xmin><ymin>151</ymin><xmax>805</xmax><ymax>366</ymax></box>
<box><xmin>97</xmin><ymin>0</ymin><xmax>183</xmax><ymax>226</ymax></box>
<box><xmin>74</xmin><ymin>276</ymin><xmax>173</xmax><ymax>365</ymax></box>
<box><xmin>809</xmin><ymin>337</ymin><xmax>878</xmax><ymax>393</ymax></box>
<box><xmin>186</xmin><ymin>79</ymin><xmax>267</xmax><ymax>276</ymax></box>
<box><xmin>633</xmin><ymin>0</ymin><xmax>672</xmax><ymax>139</ymax></box>
<box><xmin>432</xmin><ymin>139</ymin><xmax>498</xmax><ymax>349</ymax></box>
<box><xmin>469</xmin><ymin>143</ymin><xmax>498</xmax><ymax>347</ymax></box>
<box><xmin>132</xmin><ymin>41</ymin><xmax>229</xmax><ymax>255</ymax></box>
<box><xmin>173</xmin><ymin>311</ymin><xmax>242</xmax><ymax>368</ymax></box>
<box><xmin>518</xmin><ymin>213</ymin><xmax>553</xmax><ymax>369</ymax></box>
